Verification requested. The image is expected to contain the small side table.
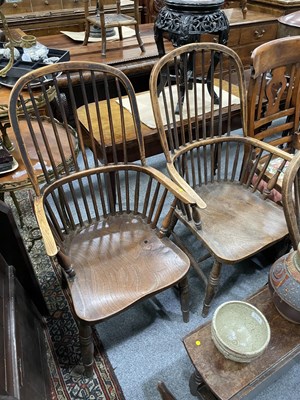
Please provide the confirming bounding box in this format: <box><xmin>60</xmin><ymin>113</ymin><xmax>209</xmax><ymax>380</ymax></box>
<box><xmin>154</xmin><ymin>0</ymin><xmax>230</xmax><ymax>104</ymax></box>
<box><xmin>154</xmin><ymin>0</ymin><xmax>230</xmax><ymax>57</ymax></box>
<box><xmin>183</xmin><ymin>286</ymin><xmax>300</xmax><ymax>399</ymax></box>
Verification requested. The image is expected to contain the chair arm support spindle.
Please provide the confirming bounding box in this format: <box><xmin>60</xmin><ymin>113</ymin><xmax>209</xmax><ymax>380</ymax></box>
<box><xmin>191</xmin><ymin>204</ymin><xmax>202</xmax><ymax>230</ymax></box>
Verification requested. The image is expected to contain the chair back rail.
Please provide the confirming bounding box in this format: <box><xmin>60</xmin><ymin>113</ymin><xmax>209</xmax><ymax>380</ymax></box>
<box><xmin>9</xmin><ymin>61</ymin><xmax>146</xmax><ymax>196</ymax></box>
<box><xmin>149</xmin><ymin>42</ymin><xmax>247</xmax><ymax>162</ymax></box>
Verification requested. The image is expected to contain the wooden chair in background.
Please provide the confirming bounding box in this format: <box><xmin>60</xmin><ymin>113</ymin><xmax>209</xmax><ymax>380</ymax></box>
<box><xmin>149</xmin><ymin>43</ymin><xmax>292</xmax><ymax>317</ymax></box>
<box><xmin>248</xmin><ymin>36</ymin><xmax>300</xmax><ymax>153</ymax></box>
<box><xmin>9</xmin><ymin>62</ymin><xmax>198</xmax><ymax>376</ymax></box>
<box><xmin>83</xmin><ymin>0</ymin><xmax>145</xmax><ymax>57</ymax></box>
<box><xmin>246</xmin><ymin>36</ymin><xmax>300</xmax><ymax>203</ymax></box>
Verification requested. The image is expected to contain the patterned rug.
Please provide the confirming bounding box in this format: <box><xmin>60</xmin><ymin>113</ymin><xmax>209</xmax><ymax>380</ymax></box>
<box><xmin>7</xmin><ymin>190</ymin><xmax>125</xmax><ymax>400</ymax></box>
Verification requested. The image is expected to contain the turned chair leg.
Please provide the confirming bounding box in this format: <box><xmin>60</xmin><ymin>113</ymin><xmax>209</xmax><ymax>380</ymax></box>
<box><xmin>83</xmin><ymin>23</ymin><xmax>90</xmax><ymax>46</ymax></box>
<box><xmin>134</xmin><ymin>25</ymin><xmax>145</xmax><ymax>52</ymax></box>
<box><xmin>79</xmin><ymin>323</ymin><xmax>94</xmax><ymax>378</ymax></box>
<box><xmin>157</xmin><ymin>381</ymin><xmax>177</xmax><ymax>400</ymax></box>
<box><xmin>178</xmin><ymin>276</ymin><xmax>189</xmax><ymax>323</ymax></box>
<box><xmin>202</xmin><ymin>260</ymin><xmax>222</xmax><ymax>317</ymax></box>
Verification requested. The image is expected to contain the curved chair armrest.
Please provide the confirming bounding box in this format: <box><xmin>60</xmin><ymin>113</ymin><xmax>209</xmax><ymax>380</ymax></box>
<box><xmin>144</xmin><ymin>165</ymin><xmax>204</xmax><ymax>207</ymax></box>
<box><xmin>166</xmin><ymin>163</ymin><xmax>207</xmax><ymax>209</ymax></box>
<box><xmin>34</xmin><ymin>196</ymin><xmax>58</xmax><ymax>257</ymax></box>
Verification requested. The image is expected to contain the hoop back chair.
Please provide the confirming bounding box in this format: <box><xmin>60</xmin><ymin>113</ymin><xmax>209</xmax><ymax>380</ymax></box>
<box><xmin>150</xmin><ymin>43</ymin><xmax>291</xmax><ymax>317</ymax></box>
<box><xmin>83</xmin><ymin>0</ymin><xmax>145</xmax><ymax>57</ymax></box>
<box><xmin>9</xmin><ymin>61</ymin><xmax>197</xmax><ymax>376</ymax></box>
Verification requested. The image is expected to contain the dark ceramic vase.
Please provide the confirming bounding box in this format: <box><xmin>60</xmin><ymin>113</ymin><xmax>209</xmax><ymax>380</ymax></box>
<box><xmin>269</xmin><ymin>245</ymin><xmax>300</xmax><ymax>324</ymax></box>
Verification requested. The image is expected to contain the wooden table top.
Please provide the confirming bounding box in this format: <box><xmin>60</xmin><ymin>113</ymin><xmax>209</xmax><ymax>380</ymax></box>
<box><xmin>183</xmin><ymin>285</ymin><xmax>300</xmax><ymax>399</ymax></box>
<box><xmin>0</xmin><ymin>118</ymin><xmax>76</xmax><ymax>192</ymax></box>
<box><xmin>0</xmin><ymin>9</ymin><xmax>278</xmax><ymax>118</ymax></box>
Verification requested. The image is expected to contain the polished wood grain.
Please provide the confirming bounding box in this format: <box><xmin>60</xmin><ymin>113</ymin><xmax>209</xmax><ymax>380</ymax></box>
<box><xmin>77</xmin><ymin>97</ymin><xmax>161</xmax><ymax>161</ymax></box>
<box><xmin>149</xmin><ymin>43</ymin><xmax>292</xmax><ymax>317</ymax></box>
<box><xmin>184</xmin><ymin>285</ymin><xmax>300</xmax><ymax>399</ymax></box>
<box><xmin>248</xmin><ymin>0</ymin><xmax>300</xmax><ymax>17</ymax></box>
<box><xmin>9</xmin><ymin>61</ymin><xmax>197</xmax><ymax>377</ymax></box>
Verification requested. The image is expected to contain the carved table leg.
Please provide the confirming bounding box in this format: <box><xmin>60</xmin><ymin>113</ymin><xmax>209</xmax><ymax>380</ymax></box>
<box><xmin>189</xmin><ymin>370</ymin><xmax>205</xmax><ymax>396</ymax></box>
<box><xmin>206</xmin><ymin>28</ymin><xmax>229</xmax><ymax>105</ymax></box>
<box><xmin>154</xmin><ymin>25</ymin><xmax>166</xmax><ymax>58</ymax></box>
<box><xmin>189</xmin><ymin>370</ymin><xmax>218</xmax><ymax>399</ymax></box>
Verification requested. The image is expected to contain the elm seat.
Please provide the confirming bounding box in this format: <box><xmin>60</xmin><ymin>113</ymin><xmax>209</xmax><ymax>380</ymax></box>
<box><xmin>67</xmin><ymin>214</ymin><xmax>190</xmax><ymax>321</ymax></box>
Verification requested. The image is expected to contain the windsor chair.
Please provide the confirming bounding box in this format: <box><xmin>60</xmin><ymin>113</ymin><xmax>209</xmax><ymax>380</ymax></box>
<box><xmin>150</xmin><ymin>43</ymin><xmax>291</xmax><ymax>317</ymax></box>
<box><xmin>9</xmin><ymin>61</ymin><xmax>197</xmax><ymax>376</ymax></box>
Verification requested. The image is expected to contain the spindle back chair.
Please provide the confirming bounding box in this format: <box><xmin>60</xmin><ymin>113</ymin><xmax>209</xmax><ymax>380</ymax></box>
<box><xmin>9</xmin><ymin>61</ymin><xmax>197</xmax><ymax>376</ymax></box>
<box><xmin>150</xmin><ymin>44</ymin><xmax>292</xmax><ymax>316</ymax></box>
<box><xmin>9</xmin><ymin>61</ymin><xmax>148</xmax><ymax>193</ymax></box>
<box><xmin>149</xmin><ymin>42</ymin><xmax>248</xmax><ymax>157</ymax></box>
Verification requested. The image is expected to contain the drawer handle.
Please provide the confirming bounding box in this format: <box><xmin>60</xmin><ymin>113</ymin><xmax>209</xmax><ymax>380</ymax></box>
<box><xmin>13</xmin><ymin>3</ymin><xmax>18</xmax><ymax>7</ymax></box>
<box><xmin>254</xmin><ymin>29</ymin><xmax>266</xmax><ymax>39</ymax></box>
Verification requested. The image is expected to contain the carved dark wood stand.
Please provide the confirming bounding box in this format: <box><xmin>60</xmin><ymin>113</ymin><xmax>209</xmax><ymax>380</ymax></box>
<box><xmin>154</xmin><ymin>0</ymin><xmax>229</xmax><ymax>54</ymax></box>
<box><xmin>153</xmin><ymin>0</ymin><xmax>230</xmax><ymax>103</ymax></box>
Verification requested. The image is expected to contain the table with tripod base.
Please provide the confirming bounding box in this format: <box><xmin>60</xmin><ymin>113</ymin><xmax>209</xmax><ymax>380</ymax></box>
<box><xmin>183</xmin><ymin>285</ymin><xmax>300</xmax><ymax>400</ymax></box>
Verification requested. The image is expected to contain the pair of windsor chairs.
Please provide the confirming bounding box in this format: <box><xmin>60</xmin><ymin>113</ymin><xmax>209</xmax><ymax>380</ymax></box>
<box><xmin>8</xmin><ymin>36</ymin><xmax>300</xmax><ymax>375</ymax></box>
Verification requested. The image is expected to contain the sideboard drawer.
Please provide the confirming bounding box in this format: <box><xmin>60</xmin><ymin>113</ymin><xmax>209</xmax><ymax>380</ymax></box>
<box><xmin>239</xmin><ymin>22</ymin><xmax>277</xmax><ymax>45</ymax></box>
<box><xmin>32</xmin><ymin>0</ymin><xmax>64</xmax><ymax>12</ymax></box>
<box><xmin>1</xmin><ymin>0</ymin><xmax>33</xmax><ymax>15</ymax></box>
<box><xmin>201</xmin><ymin>27</ymin><xmax>240</xmax><ymax>47</ymax></box>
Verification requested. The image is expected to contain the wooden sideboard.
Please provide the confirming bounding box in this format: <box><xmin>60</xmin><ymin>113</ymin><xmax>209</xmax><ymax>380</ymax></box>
<box><xmin>249</xmin><ymin>0</ymin><xmax>300</xmax><ymax>16</ymax></box>
<box><xmin>1</xmin><ymin>0</ymin><xmax>139</xmax><ymax>37</ymax></box>
<box><xmin>35</xmin><ymin>9</ymin><xmax>278</xmax><ymax>74</ymax></box>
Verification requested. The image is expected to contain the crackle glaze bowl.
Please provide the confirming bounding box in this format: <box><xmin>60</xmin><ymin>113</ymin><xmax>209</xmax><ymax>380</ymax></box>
<box><xmin>211</xmin><ymin>301</ymin><xmax>271</xmax><ymax>363</ymax></box>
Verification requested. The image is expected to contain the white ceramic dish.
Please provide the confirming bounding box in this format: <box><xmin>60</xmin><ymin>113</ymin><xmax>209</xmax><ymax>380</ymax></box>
<box><xmin>211</xmin><ymin>300</ymin><xmax>271</xmax><ymax>363</ymax></box>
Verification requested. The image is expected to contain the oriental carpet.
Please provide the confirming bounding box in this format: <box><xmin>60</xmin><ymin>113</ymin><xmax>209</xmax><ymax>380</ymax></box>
<box><xmin>7</xmin><ymin>190</ymin><xmax>125</xmax><ymax>400</ymax></box>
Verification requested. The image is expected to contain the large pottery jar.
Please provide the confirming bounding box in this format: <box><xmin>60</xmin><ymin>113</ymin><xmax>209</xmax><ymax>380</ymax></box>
<box><xmin>269</xmin><ymin>244</ymin><xmax>300</xmax><ymax>324</ymax></box>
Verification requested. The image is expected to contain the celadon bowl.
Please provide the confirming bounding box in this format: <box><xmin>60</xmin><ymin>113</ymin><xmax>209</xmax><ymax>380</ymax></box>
<box><xmin>211</xmin><ymin>301</ymin><xmax>271</xmax><ymax>363</ymax></box>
